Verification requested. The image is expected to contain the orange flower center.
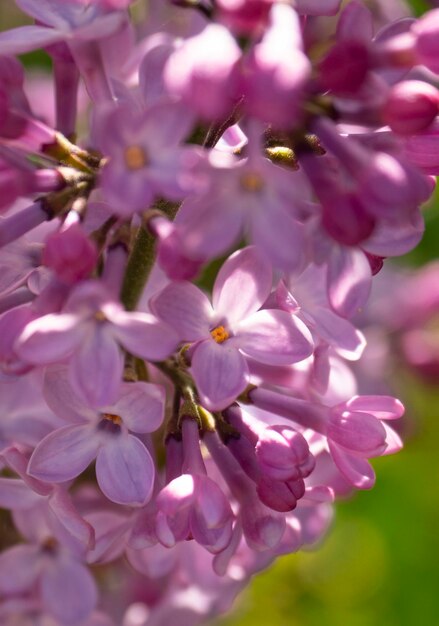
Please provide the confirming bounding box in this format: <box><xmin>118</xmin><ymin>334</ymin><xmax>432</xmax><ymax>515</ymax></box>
<box><xmin>210</xmin><ymin>325</ymin><xmax>229</xmax><ymax>344</ymax></box>
<box><xmin>124</xmin><ymin>145</ymin><xmax>148</xmax><ymax>170</ymax></box>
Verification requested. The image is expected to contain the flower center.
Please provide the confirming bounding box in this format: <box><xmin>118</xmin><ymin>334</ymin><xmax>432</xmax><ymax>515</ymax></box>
<box><xmin>210</xmin><ymin>325</ymin><xmax>229</xmax><ymax>344</ymax></box>
<box><xmin>240</xmin><ymin>172</ymin><xmax>264</xmax><ymax>192</ymax></box>
<box><xmin>124</xmin><ymin>145</ymin><xmax>148</xmax><ymax>170</ymax></box>
<box><xmin>102</xmin><ymin>413</ymin><xmax>122</xmax><ymax>425</ymax></box>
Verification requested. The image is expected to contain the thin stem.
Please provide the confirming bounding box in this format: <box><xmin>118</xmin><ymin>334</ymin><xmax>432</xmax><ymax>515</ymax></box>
<box><xmin>119</xmin><ymin>200</ymin><xmax>180</xmax><ymax>311</ymax></box>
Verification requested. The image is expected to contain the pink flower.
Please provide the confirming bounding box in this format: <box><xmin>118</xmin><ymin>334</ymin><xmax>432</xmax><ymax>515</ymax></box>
<box><xmin>152</xmin><ymin>246</ymin><xmax>313</xmax><ymax>409</ymax></box>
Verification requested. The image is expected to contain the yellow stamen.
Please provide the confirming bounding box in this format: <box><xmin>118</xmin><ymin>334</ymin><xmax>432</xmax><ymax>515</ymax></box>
<box><xmin>240</xmin><ymin>172</ymin><xmax>264</xmax><ymax>192</ymax></box>
<box><xmin>124</xmin><ymin>145</ymin><xmax>148</xmax><ymax>170</ymax></box>
<box><xmin>102</xmin><ymin>413</ymin><xmax>122</xmax><ymax>425</ymax></box>
<box><xmin>94</xmin><ymin>311</ymin><xmax>107</xmax><ymax>323</ymax></box>
<box><xmin>210</xmin><ymin>325</ymin><xmax>229</xmax><ymax>344</ymax></box>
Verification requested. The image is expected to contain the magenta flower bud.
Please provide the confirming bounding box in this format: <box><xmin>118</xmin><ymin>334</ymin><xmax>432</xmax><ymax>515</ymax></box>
<box><xmin>216</xmin><ymin>0</ymin><xmax>274</xmax><ymax>35</ymax></box>
<box><xmin>318</xmin><ymin>40</ymin><xmax>370</xmax><ymax>95</ymax></box>
<box><xmin>382</xmin><ymin>80</ymin><xmax>438</xmax><ymax>135</ymax></box>
<box><xmin>328</xmin><ymin>408</ymin><xmax>388</xmax><ymax>457</ymax></box>
<box><xmin>257</xmin><ymin>475</ymin><xmax>305</xmax><ymax>513</ymax></box>
<box><xmin>413</xmin><ymin>9</ymin><xmax>439</xmax><ymax>74</ymax></box>
<box><xmin>43</xmin><ymin>223</ymin><xmax>98</xmax><ymax>284</ymax></box>
<box><xmin>255</xmin><ymin>425</ymin><xmax>315</xmax><ymax>482</ymax></box>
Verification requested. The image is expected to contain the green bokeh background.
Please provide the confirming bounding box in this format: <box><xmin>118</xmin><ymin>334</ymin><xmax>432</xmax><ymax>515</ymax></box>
<box><xmin>1</xmin><ymin>1</ymin><xmax>438</xmax><ymax>624</ymax></box>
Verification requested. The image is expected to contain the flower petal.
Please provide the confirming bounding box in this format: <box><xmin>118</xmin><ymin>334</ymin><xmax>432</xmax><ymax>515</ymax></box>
<box><xmin>44</xmin><ymin>365</ymin><xmax>95</xmax><ymax>423</ymax></box>
<box><xmin>237</xmin><ymin>310</ymin><xmax>314</xmax><ymax>365</ymax></box>
<box><xmin>41</xmin><ymin>559</ymin><xmax>98</xmax><ymax>626</ymax></box>
<box><xmin>108</xmin><ymin>381</ymin><xmax>165</xmax><ymax>434</ymax></box>
<box><xmin>327</xmin><ymin>247</ymin><xmax>371</xmax><ymax>318</ymax></box>
<box><xmin>151</xmin><ymin>281</ymin><xmax>213</xmax><ymax>341</ymax></box>
<box><xmin>344</xmin><ymin>395</ymin><xmax>405</xmax><ymax>420</ymax></box>
<box><xmin>28</xmin><ymin>425</ymin><xmax>99</xmax><ymax>483</ymax></box>
<box><xmin>213</xmin><ymin>246</ymin><xmax>272</xmax><ymax>324</ymax></box>
<box><xmin>69</xmin><ymin>325</ymin><xmax>123</xmax><ymax>408</ymax></box>
<box><xmin>329</xmin><ymin>441</ymin><xmax>376</xmax><ymax>489</ymax></box>
<box><xmin>15</xmin><ymin>314</ymin><xmax>83</xmax><ymax>364</ymax></box>
<box><xmin>110</xmin><ymin>311</ymin><xmax>179</xmax><ymax>361</ymax></box>
<box><xmin>0</xmin><ymin>544</ymin><xmax>42</xmax><ymax>594</ymax></box>
<box><xmin>0</xmin><ymin>26</ymin><xmax>65</xmax><ymax>56</ymax></box>
<box><xmin>96</xmin><ymin>435</ymin><xmax>155</xmax><ymax>506</ymax></box>
<box><xmin>191</xmin><ymin>340</ymin><xmax>248</xmax><ymax>410</ymax></box>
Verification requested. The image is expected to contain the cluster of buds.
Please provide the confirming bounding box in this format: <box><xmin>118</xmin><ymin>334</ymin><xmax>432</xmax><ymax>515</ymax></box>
<box><xmin>0</xmin><ymin>0</ymin><xmax>438</xmax><ymax>624</ymax></box>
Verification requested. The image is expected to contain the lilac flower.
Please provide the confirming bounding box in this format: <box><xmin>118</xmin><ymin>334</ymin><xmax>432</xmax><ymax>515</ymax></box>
<box><xmin>95</xmin><ymin>100</ymin><xmax>203</xmax><ymax>215</ymax></box>
<box><xmin>15</xmin><ymin>280</ymin><xmax>178</xmax><ymax>407</ymax></box>
<box><xmin>28</xmin><ymin>365</ymin><xmax>165</xmax><ymax>506</ymax></box>
<box><xmin>173</xmin><ymin>141</ymin><xmax>312</xmax><ymax>271</ymax></box>
<box><xmin>152</xmin><ymin>246</ymin><xmax>313</xmax><ymax>409</ymax></box>
<box><xmin>0</xmin><ymin>498</ymin><xmax>97</xmax><ymax>625</ymax></box>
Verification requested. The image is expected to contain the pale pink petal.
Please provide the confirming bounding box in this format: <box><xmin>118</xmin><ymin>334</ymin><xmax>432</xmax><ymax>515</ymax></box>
<box><xmin>0</xmin><ymin>478</ymin><xmax>42</xmax><ymax>510</ymax></box>
<box><xmin>213</xmin><ymin>246</ymin><xmax>272</xmax><ymax>324</ymax></box>
<box><xmin>44</xmin><ymin>365</ymin><xmax>95</xmax><ymax>423</ymax></box>
<box><xmin>110</xmin><ymin>311</ymin><xmax>179</xmax><ymax>361</ymax></box>
<box><xmin>28</xmin><ymin>424</ymin><xmax>99</xmax><ymax>483</ymax></box>
<box><xmin>237</xmin><ymin>310</ymin><xmax>314</xmax><ymax>365</ymax></box>
<box><xmin>41</xmin><ymin>559</ymin><xmax>98</xmax><ymax>626</ymax></box>
<box><xmin>329</xmin><ymin>441</ymin><xmax>376</xmax><ymax>489</ymax></box>
<box><xmin>381</xmin><ymin>423</ymin><xmax>403</xmax><ymax>455</ymax></box>
<box><xmin>151</xmin><ymin>282</ymin><xmax>213</xmax><ymax>341</ymax></box>
<box><xmin>15</xmin><ymin>314</ymin><xmax>84</xmax><ymax>364</ymax></box>
<box><xmin>96</xmin><ymin>435</ymin><xmax>155</xmax><ymax>506</ymax></box>
<box><xmin>108</xmin><ymin>381</ymin><xmax>165</xmax><ymax>434</ymax></box>
<box><xmin>191</xmin><ymin>340</ymin><xmax>248</xmax><ymax>410</ymax></box>
<box><xmin>69</xmin><ymin>325</ymin><xmax>123</xmax><ymax>408</ymax></box>
<box><xmin>0</xmin><ymin>544</ymin><xmax>42</xmax><ymax>594</ymax></box>
<box><xmin>311</xmin><ymin>307</ymin><xmax>366</xmax><ymax>360</ymax></box>
<box><xmin>48</xmin><ymin>487</ymin><xmax>95</xmax><ymax>554</ymax></box>
<box><xmin>0</xmin><ymin>26</ymin><xmax>65</xmax><ymax>56</ymax></box>
<box><xmin>328</xmin><ymin>247</ymin><xmax>371</xmax><ymax>318</ymax></box>
<box><xmin>344</xmin><ymin>395</ymin><xmax>405</xmax><ymax>420</ymax></box>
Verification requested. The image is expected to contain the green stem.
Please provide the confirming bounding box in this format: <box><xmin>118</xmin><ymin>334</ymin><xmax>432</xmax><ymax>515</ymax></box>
<box><xmin>120</xmin><ymin>199</ymin><xmax>180</xmax><ymax>311</ymax></box>
<box><xmin>120</xmin><ymin>224</ymin><xmax>155</xmax><ymax>311</ymax></box>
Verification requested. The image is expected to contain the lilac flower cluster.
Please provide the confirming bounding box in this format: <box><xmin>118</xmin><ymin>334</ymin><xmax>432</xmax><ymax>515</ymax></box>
<box><xmin>0</xmin><ymin>0</ymin><xmax>438</xmax><ymax>624</ymax></box>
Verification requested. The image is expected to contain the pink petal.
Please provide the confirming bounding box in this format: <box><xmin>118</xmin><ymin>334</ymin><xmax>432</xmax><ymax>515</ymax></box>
<box><xmin>311</xmin><ymin>307</ymin><xmax>366</xmax><ymax>361</ymax></box>
<box><xmin>48</xmin><ymin>487</ymin><xmax>95</xmax><ymax>554</ymax></box>
<box><xmin>108</xmin><ymin>381</ymin><xmax>165</xmax><ymax>434</ymax></box>
<box><xmin>69</xmin><ymin>325</ymin><xmax>123</xmax><ymax>408</ymax></box>
<box><xmin>110</xmin><ymin>311</ymin><xmax>179</xmax><ymax>361</ymax></box>
<box><xmin>329</xmin><ymin>441</ymin><xmax>376</xmax><ymax>489</ymax></box>
<box><xmin>15</xmin><ymin>314</ymin><xmax>83</xmax><ymax>364</ymax></box>
<box><xmin>96</xmin><ymin>435</ymin><xmax>155</xmax><ymax>506</ymax></box>
<box><xmin>0</xmin><ymin>478</ymin><xmax>42</xmax><ymax>510</ymax></box>
<box><xmin>28</xmin><ymin>424</ymin><xmax>99</xmax><ymax>483</ymax></box>
<box><xmin>0</xmin><ymin>26</ymin><xmax>65</xmax><ymax>55</ymax></box>
<box><xmin>213</xmin><ymin>246</ymin><xmax>272</xmax><ymax>324</ymax></box>
<box><xmin>0</xmin><ymin>544</ymin><xmax>42</xmax><ymax>594</ymax></box>
<box><xmin>381</xmin><ymin>423</ymin><xmax>403</xmax><ymax>455</ymax></box>
<box><xmin>250</xmin><ymin>204</ymin><xmax>307</xmax><ymax>272</ymax></box>
<box><xmin>345</xmin><ymin>395</ymin><xmax>405</xmax><ymax>420</ymax></box>
<box><xmin>151</xmin><ymin>282</ymin><xmax>213</xmax><ymax>341</ymax></box>
<box><xmin>237</xmin><ymin>310</ymin><xmax>314</xmax><ymax>365</ymax></box>
<box><xmin>191</xmin><ymin>340</ymin><xmax>248</xmax><ymax>410</ymax></box>
<box><xmin>41</xmin><ymin>559</ymin><xmax>98</xmax><ymax>626</ymax></box>
<box><xmin>328</xmin><ymin>247</ymin><xmax>371</xmax><ymax>318</ymax></box>
<box><xmin>44</xmin><ymin>365</ymin><xmax>96</xmax><ymax>423</ymax></box>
